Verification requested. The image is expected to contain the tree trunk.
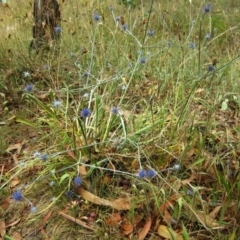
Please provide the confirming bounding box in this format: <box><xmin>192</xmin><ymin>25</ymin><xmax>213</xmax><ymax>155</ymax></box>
<box><xmin>30</xmin><ymin>0</ymin><xmax>61</xmax><ymax>51</ymax></box>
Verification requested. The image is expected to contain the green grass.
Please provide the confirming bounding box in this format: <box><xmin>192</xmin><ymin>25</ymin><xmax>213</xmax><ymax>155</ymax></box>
<box><xmin>0</xmin><ymin>0</ymin><xmax>240</xmax><ymax>239</ymax></box>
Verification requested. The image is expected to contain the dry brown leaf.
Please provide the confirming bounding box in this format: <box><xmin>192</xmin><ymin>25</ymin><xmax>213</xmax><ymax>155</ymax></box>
<box><xmin>37</xmin><ymin>211</ymin><xmax>52</xmax><ymax>231</ymax></box>
<box><xmin>0</xmin><ymin>220</ymin><xmax>6</xmax><ymax>237</ymax></box>
<box><xmin>105</xmin><ymin>213</ymin><xmax>122</xmax><ymax>226</ymax></box>
<box><xmin>195</xmin><ymin>88</ymin><xmax>205</xmax><ymax>94</ymax></box>
<box><xmin>6</xmin><ymin>219</ymin><xmax>20</xmax><ymax>228</ymax></box>
<box><xmin>78</xmin><ymin>166</ymin><xmax>88</xmax><ymax>176</ymax></box>
<box><xmin>196</xmin><ymin>211</ymin><xmax>222</xmax><ymax>229</ymax></box>
<box><xmin>78</xmin><ymin>187</ymin><xmax>132</xmax><ymax>210</ymax></box>
<box><xmin>6</xmin><ymin>141</ymin><xmax>25</xmax><ymax>154</ymax></box>
<box><xmin>11</xmin><ymin>231</ymin><xmax>22</xmax><ymax>240</ymax></box>
<box><xmin>131</xmin><ymin>159</ymin><xmax>139</xmax><ymax>169</ymax></box>
<box><xmin>59</xmin><ymin>211</ymin><xmax>94</xmax><ymax>231</ymax></box>
<box><xmin>159</xmin><ymin>194</ymin><xmax>178</xmax><ymax>222</ymax></box>
<box><xmin>209</xmin><ymin>205</ymin><xmax>221</xmax><ymax>219</ymax></box>
<box><xmin>158</xmin><ymin>225</ymin><xmax>183</xmax><ymax>240</ymax></box>
<box><xmin>138</xmin><ymin>217</ymin><xmax>152</xmax><ymax>240</ymax></box>
<box><xmin>121</xmin><ymin>221</ymin><xmax>133</xmax><ymax>235</ymax></box>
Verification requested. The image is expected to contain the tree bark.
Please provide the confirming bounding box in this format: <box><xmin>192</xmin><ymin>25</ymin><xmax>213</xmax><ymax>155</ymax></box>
<box><xmin>30</xmin><ymin>0</ymin><xmax>61</xmax><ymax>50</ymax></box>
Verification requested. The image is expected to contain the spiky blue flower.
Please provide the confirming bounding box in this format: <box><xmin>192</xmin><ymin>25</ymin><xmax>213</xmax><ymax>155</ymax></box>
<box><xmin>147</xmin><ymin>30</ymin><xmax>155</xmax><ymax>37</ymax></box>
<box><xmin>208</xmin><ymin>64</ymin><xmax>214</xmax><ymax>72</ymax></box>
<box><xmin>140</xmin><ymin>57</ymin><xmax>147</xmax><ymax>64</ymax></box>
<box><xmin>122</xmin><ymin>24</ymin><xmax>127</xmax><ymax>31</ymax></box>
<box><xmin>111</xmin><ymin>107</ymin><xmax>119</xmax><ymax>115</ymax></box>
<box><xmin>204</xmin><ymin>4</ymin><xmax>211</xmax><ymax>13</ymax></box>
<box><xmin>24</xmin><ymin>84</ymin><xmax>34</xmax><ymax>92</ymax></box>
<box><xmin>54</xmin><ymin>26</ymin><xmax>62</xmax><ymax>34</ymax></box>
<box><xmin>12</xmin><ymin>190</ymin><xmax>23</xmax><ymax>201</ymax></box>
<box><xmin>189</xmin><ymin>42</ymin><xmax>195</xmax><ymax>49</ymax></box>
<box><xmin>74</xmin><ymin>176</ymin><xmax>82</xmax><ymax>186</ymax></box>
<box><xmin>138</xmin><ymin>169</ymin><xmax>147</xmax><ymax>178</ymax></box>
<box><xmin>80</xmin><ymin>108</ymin><xmax>91</xmax><ymax>118</ymax></box>
<box><xmin>146</xmin><ymin>169</ymin><xmax>156</xmax><ymax>178</ymax></box>
<box><xmin>40</xmin><ymin>153</ymin><xmax>49</xmax><ymax>162</ymax></box>
<box><xmin>93</xmin><ymin>13</ymin><xmax>101</xmax><ymax>21</ymax></box>
<box><xmin>205</xmin><ymin>33</ymin><xmax>211</xmax><ymax>40</ymax></box>
<box><xmin>65</xmin><ymin>190</ymin><xmax>74</xmax><ymax>198</ymax></box>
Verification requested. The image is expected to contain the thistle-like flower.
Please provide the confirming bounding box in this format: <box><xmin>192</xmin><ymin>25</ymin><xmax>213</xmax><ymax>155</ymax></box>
<box><xmin>80</xmin><ymin>108</ymin><xmax>91</xmax><ymax>118</ymax></box>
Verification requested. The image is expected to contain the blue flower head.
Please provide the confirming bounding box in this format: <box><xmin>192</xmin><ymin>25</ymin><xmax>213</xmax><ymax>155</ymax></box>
<box><xmin>12</xmin><ymin>190</ymin><xmax>23</xmax><ymax>201</ymax></box>
<box><xmin>80</xmin><ymin>108</ymin><xmax>91</xmax><ymax>118</ymax></box>
<box><xmin>109</xmin><ymin>6</ymin><xmax>114</xmax><ymax>11</ymax></box>
<box><xmin>138</xmin><ymin>169</ymin><xmax>147</xmax><ymax>178</ymax></box>
<box><xmin>122</xmin><ymin>24</ymin><xmax>127</xmax><ymax>31</ymax></box>
<box><xmin>140</xmin><ymin>57</ymin><xmax>147</xmax><ymax>64</ymax></box>
<box><xmin>24</xmin><ymin>84</ymin><xmax>34</xmax><ymax>92</ymax></box>
<box><xmin>146</xmin><ymin>169</ymin><xmax>157</xmax><ymax>178</ymax></box>
<box><xmin>93</xmin><ymin>13</ymin><xmax>101</xmax><ymax>21</ymax></box>
<box><xmin>205</xmin><ymin>33</ymin><xmax>211</xmax><ymax>40</ymax></box>
<box><xmin>65</xmin><ymin>190</ymin><xmax>74</xmax><ymax>198</ymax></box>
<box><xmin>111</xmin><ymin>107</ymin><xmax>119</xmax><ymax>115</ymax></box>
<box><xmin>208</xmin><ymin>64</ymin><xmax>214</xmax><ymax>72</ymax></box>
<box><xmin>40</xmin><ymin>153</ymin><xmax>49</xmax><ymax>162</ymax></box>
<box><xmin>189</xmin><ymin>42</ymin><xmax>195</xmax><ymax>49</ymax></box>
<box><xmin>54</xmin><ymin>26</ymin><xmax>62</xmax><ymax>34</ymax></box>
<box><xmin>147</xmin><ymin>30</ymin><xmax>155</xmax><ymax>37</ymax></box>
<box><xmin>74</xmin><ymin>176</ymin><xmax>82</xmax><ymax>186</ymax></box>
<box><xmin>204</xmin><ymin>4</ymin><xmax>211</xmax><ymax>13</ymax></box>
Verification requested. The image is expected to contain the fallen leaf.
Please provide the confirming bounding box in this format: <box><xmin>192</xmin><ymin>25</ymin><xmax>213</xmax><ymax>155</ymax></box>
<box><xmin>59</xmin><ymin>211</ymin><xmax>94</xmax><ymax>231</ymax></box>
<box><xmin>0</xmin><ymin>220</ymin><xmax>6</xmax><ymax>237</ymax></box>
<box><xmin>37</xmin><ymin>211</ymin><xmax>52</xmax><ymax>231</ymax></box>
<box><xmin>138</xmin><ymin>217</ymin><xmax>152</xmax><ymax>240</ymax></box>
<box><xmin>77</xmin><ymin>187</ymin><xmax>132</xmax><ymax>210</ymax></box>
<box><xmin>78</xmin><ymin>166</ymin><xmax>88</xmax><ymax>176</ymax></box>
<box><xmin>6</xmin><ymin>141</ymin><xmax>25</xmax><ymax>154</ymax></box>
<box><xmin>105</xmin><ymin>213</ymin><xmax>122</xmax><ymax>226</ymax></box>
<box><xmin>11</xmin><ymin>231</ymin><xmax>22</xmax><ymax>240</ymax></box>
<box><xmin>6</xmin><ymin>219</ymin><xmax>20</xmax><ymax>228</ymax></box>
<box><xmin>158</xmin><ymin>225</ymin><xmax>183</xmax><ymax>240</ymax></box>
<box><xmin>121</xmin><ymin>221</ymin><xmax>133</xmax><ymax>235</ymax></box>
<box><xmin>196</xmin><ymin>211</ymin><xmax>223</xmax><ymax>229</ymax></box>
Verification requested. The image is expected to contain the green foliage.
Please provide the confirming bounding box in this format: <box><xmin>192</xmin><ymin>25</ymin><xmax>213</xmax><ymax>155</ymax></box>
<box><xmin>0</xmin><ymin>0</ymin><xmax>240</xmax><ymax>239</ymax></box>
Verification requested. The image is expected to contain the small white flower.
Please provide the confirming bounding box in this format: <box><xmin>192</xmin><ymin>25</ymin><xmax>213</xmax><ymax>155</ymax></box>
<box><xmin>173</xmin><ymin>164</ymin><xmax>181</xmax><ymax>171</ymax></box>
<box><xmin>53</xmin><ymin>99</ymin><xmax>62</xmax><ymax>108</ymax></box>
<box><xmin>83</xmin><ymin>93</ymin><xmax>89</xmax><ymax>99</ymax></box>
<box><xmin>22</xmin><ymin>71</ymin><xmax>31</xmax><ymax>78</ymax></box>
<box><xmin>33</xmin><ymin>151</ymin><xmax>41</xmax><ymax>158</ymax></box>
